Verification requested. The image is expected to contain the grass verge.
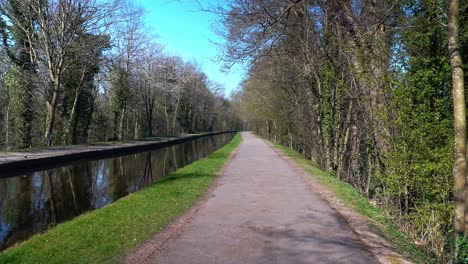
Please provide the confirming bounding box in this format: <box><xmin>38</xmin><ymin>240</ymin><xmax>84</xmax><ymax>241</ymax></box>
<box><xmin>0</xmin><ymin>133</ymin><xmax>241</xmax><ymax>264</ymax></box>
<box><xmin>271</xmin><ymin>142</ymin><xmax>434</xmax><ymax>263</ymax></box>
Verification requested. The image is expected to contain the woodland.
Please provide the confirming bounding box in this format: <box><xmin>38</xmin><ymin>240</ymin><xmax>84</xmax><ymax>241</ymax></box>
<box><xmin>0</xmin><ymin>0</ymin><xmax>241</xmax><ymax>149</ymax></box>
<box><xmin>214</xmin><ymin>0</ymin><xmax>468</xmax><ymax>262</ymax></box>
<box><xmin>1</xmin><ymin>0</ymin><xmax>468</xmax><ymax>262</ymax></box>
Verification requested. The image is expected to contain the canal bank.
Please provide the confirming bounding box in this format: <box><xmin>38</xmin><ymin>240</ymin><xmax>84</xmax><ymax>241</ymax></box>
<box><xmin>0</xmin><ymin>133</ymin><xmax>237</xmax><ymax>251</ymax></box>
<box><xmin>0</xmin><ymin>131</ymin><xmax>235</xmax><ymax>178</ymax></box>
<box><xmin>0</xmin><ymin>133</ymin><xmax>241</xmax><ymax>264</ymax></box>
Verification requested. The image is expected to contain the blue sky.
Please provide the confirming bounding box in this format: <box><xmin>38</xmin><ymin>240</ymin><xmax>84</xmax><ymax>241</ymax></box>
<box><xmin>138</xmin><ymin>0</ymin><xmax>245</xmax><ymax>96</ymax></box>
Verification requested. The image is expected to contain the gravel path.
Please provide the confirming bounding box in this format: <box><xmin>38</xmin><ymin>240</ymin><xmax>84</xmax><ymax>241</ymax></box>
<box><xmin>145</xmin><ymin>132</ymin><xmax>379</xmax><ymax>264</ymax></box>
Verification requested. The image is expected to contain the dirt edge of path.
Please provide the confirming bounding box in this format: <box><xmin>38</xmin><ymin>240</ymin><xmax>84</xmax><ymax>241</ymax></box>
<box><xmin>124</xmin><ymin>136</ymin><xmax>242</xmax><ymax>264</ymax></box>
<box><xmin>265</xmin><ymin>141</ymin><xmax>413</xmax><ymax>264</ymax></box>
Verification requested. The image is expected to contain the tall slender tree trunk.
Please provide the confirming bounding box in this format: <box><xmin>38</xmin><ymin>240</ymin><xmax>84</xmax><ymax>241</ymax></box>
<box><xmin>188</xmin><ymin>102</ymin><xmax>194</xmax><ymax>132</ymax></box>
<box><xmin>267</xmin><ymin>120</ymin><xmax>271</xmax><ymax>139</ymax></box>
<box><xmin>5</xmin><ymin>101</ymin><xmax>10</xmax><ymax>149</ymax></box>
<box><xmin>85</xmin><ymin>97</ymin><xmax>95</xmax><ymax>142</ymax></box>
<box><xmin>448</xmin><ymin>0</ymin><xmax>466</xmax><ymax>242</ymax></box>
<box><xmin>66</xmin><ymin>69</ymin><xmax>87</xmax><ymax>144</ymax></box>
<box><xmin>172</xmin><ymin>92</ymin><xmax>181</xmax><ymax>132</ymax></box>
<box><xmin>164</xmin><ymin>95</ymin><xmax>170</xmax><ymax>134</ymax></box>
<box><xmin>21</xmin><ymin>79</ymin><xmax>34</xmax><ymax>148</ymax></box>
<box><xmin>134</xmin><ymin>112</ymin><xmax>139</xmax><ymax>140</ymax></box>
<box><xmin>44</xmin><ymin>79</ymin><xmax>60</xmax><ymax>146</ymax></box>
<box><xmin>145</xmin><ymin>98</ymin><xmax>154</xmax><ymax>137</ymax></box>
<box><xmin>118</xmin><ymin>108</ymin><xmax>126</xmax><ymax>140</ymax></box>
<box><xmin>113</xmin><ymin>112</ymin><xmax>119</xmax><ymax>139</ymax></box>
<box><xmin>65</xmin><ymin>93</ymin><xmax>80</xmax><ymax>144</ymax></box>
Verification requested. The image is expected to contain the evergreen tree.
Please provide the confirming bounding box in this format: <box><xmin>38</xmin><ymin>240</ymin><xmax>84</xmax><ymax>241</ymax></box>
<box><xmin>0</xmin><ymin>0</ymin><xmax>37</xmax><ymax>148</ymax></box>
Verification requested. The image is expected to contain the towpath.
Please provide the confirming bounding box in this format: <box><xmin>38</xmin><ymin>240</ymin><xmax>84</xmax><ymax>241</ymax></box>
<box><xmin>139</xmin><ymin>132</ymin><xmax>379</xmax><ymax>264</ymax></box>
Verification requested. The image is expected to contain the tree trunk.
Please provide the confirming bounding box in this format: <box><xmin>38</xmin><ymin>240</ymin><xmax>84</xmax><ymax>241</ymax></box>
<box><xmin>113</xmin><ymin>112</ymin><xmax>119</xmax><ymax>139</ymax></box>
<box><xmin>164</xmin><ymin>95</ymin><xmax>170</xmax><ymax>134</ymax></box>
<box><xmin>65</xmin><ymin>92</ymin><xmax>80</xmax><ymax>145</ymax></box>
<box><xmin>145</xmin><ymin>97</ymin><xmax>154</xmax><ymax>137</ymax></box>
<box><xmin>134</xmin><ymin>112</ymin><xmax>139</xmax><ymax>140</ymax></box>
<box><xmin>448</xmin><ymin>0</ymin><xmax>466</xmax><ymax>241</ymax></box>
<box><xmin>5</xmin><ymin>101</ymin><xmax>10</xmax><ymax>149</ymax></box>
<box><xmin>118</xmin><ymin>108</ymin><xmax>126</xmax><ymax>140</ymax></box>
<box><xmin>85</xmin><ymin>96</ymin><xmax>95</xmax><ymax>142</ymax></box>
<box><xmin>44</xmin><ymin>80</ymin><xmax>60</xmax><ymax>146</ymax></box>
<box><xmin>267</xmin><ymin>120</ymin><xmax>271</xmax><ymax>139</ymax></box>
<box><xmin>188</xmin><ymin>100</ymin><xmax>193</xmax><ymax>132</ymax></box>
<box><xmin>21</xmin><ymin>81</ymin><xmax>33</xmax><ymax>148</ymax></box>
<box><xmin>172</xmin><ymin>92</ymin><xmax>181</xmax><ymax>133</ymax></box>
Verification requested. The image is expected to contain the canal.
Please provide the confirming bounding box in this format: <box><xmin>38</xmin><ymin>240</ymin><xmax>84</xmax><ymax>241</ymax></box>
<box><xmin>0</xmin><ymin>133</ymin><xmax>235</xmax><ymax>251</ymax></box>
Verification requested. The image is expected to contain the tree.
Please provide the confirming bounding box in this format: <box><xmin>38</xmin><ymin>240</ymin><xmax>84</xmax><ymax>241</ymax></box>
<box><xmin>109</xmin><ymin>2</ymin><xmax>145</xmax><ymax>140</ymax></box>
<box><xmin>0</xmin><ymin>0</ymin><xmax>37</xmax><ymax>148</ymax></box>
<box><xmin>110</xmin><ymin>66</ymin><xmax>129</xmax><ymax>140</ymax></box>
<box><xmin>215</xmin><ymin>0</ymin><xmax>466</xmax><ymax>260</ymax></box>
<box><xmin>27</xmin><ymin>0</ymin><xmax>120</xmax><ymax>145</ymax></box>
<box><xmin>448</xmin><ymin>0</ymin><xmax>466</xmax><ymax>255</ymax></box>
<box><xmin>60</xmin><ymin>33</ymin><xmax>110</xmax><ymax>144</ymax></box>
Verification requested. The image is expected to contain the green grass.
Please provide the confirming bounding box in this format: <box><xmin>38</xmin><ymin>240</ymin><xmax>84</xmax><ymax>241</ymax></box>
<box><xmin>0</xmin><ymin>133</ymin><xmax>241</xmax><ymax>264</ymax></box>
<box><xmin>271</xmin><ymin>142</ymin><xmax>434</xmax><ymax>263</ymax></box>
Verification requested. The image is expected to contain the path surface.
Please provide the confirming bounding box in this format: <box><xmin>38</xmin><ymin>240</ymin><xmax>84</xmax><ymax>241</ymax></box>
<box><xmin>147</xmin><ymin>132</ymin><xmax>378</xmax><ymax>264</ymax></box>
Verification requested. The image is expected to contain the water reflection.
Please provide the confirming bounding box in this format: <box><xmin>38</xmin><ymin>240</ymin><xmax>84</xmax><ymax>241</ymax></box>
<box><xmin>0</xmin><ymin>133</ymin><xmax>234</xmax><ymax>250</ymax></box>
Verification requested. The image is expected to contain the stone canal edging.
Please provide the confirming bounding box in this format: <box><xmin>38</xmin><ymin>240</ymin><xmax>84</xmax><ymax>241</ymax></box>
<box><xmin>0</xmin><ymin>131</ymin><xmax>236</xmax><ymax>177</ymax></box>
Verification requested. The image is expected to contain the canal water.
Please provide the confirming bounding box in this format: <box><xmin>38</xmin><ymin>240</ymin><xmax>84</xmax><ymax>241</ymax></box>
<box><xmin>0</xmin><ymin>133</ymin><xmax>235</xmax><ymax>251</ymax></box>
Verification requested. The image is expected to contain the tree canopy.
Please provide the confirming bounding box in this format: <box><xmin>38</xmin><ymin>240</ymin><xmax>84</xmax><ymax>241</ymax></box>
<box><xmin>216</xmin><ymin>0</ymin><xmax>467</xmax><ymax>261</ymax></box>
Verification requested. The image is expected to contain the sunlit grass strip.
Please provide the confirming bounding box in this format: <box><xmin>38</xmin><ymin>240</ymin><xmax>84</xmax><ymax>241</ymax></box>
<box><xmin>0</xmin><ymin>133</ymin><xmax>241</xmax><ymax>264</ymax></box>
<box><xmin>271</xmin><ymin>142</ymin><xmax>434</xmax><ymax>264</ymax></box>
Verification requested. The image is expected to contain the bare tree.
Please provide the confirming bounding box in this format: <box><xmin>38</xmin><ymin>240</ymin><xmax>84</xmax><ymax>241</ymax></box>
<box><xmin>109</xmin><ymin>1</ymin><xmax>145</xmax><ymax>140</ymax></box>
<box><xmin>21</xmin><ymin>0</ymin><xmax>122</xmax><ymax>145</ymax></box>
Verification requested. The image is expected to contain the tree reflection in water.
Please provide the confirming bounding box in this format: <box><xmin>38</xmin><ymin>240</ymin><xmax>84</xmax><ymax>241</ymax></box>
<box><xmin>0</xmin><ymin>133</ymin><xmax>235</xmax><ymax>251</ymax></box>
